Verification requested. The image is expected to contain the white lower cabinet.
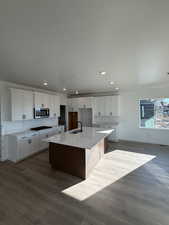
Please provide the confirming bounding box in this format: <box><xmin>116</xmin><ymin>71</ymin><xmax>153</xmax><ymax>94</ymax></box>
<box><xmin>38</xmin><ymin>130</ymin><xmax>50</xmax><ymax>151</ymax></box>
<box><xmin>8</xmin><ymin>128</ymin><xmax>60</xmax><ymax>162</ymax></box>
<box><xmin>18</xmin><ymin>135</ymin><xmax>39</xmax><ymax>160</ymax></box>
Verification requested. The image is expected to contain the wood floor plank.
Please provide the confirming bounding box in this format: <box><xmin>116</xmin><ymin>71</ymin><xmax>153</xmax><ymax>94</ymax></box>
<box><xmin>0</xmin><ymin>141</ymin><xmax>169</xmax><ymax>225</ymax></box>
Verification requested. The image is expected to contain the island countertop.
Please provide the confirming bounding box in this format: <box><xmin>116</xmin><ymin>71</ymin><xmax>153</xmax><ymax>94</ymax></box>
<box><xmin>45</xmin><ymin>127</ymin><xmax>114</xmax><ymax>149</ymax></box>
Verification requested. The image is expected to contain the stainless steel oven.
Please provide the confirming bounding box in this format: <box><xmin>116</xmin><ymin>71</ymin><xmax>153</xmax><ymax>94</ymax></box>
<box><xmin>34</xmin><ymin>108</ymin><xmax>50</xmax><ymax>119</ymax></box>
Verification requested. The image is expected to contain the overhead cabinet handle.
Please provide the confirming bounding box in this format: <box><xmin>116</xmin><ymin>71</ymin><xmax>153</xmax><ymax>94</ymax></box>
<box><xmin>22</xmin><ymin>114</ymin><xmax>26</xmax><ymax>120</ymax></box>
<box><xmin>28</xmin><ymin>139</ymin><xmax>32</xmax><ymax>144</ymax></box>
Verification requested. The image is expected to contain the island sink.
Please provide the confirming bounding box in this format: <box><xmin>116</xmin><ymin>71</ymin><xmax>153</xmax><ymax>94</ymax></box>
<box><xmin>71</xmin><ymin>130</ymin><xmax>82</xmax><ymax>134</ymax></box>
<box><xmin>45</xmin><ymin>127</ymin><xmax>114</xmax><ymax>179</ymax></box>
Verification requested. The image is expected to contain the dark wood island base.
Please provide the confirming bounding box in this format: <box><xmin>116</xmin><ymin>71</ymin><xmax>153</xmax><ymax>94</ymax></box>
<box><xmin>49</xmin><ymin>138</ymin><xmax>107</xmax><ymax>179</ymax></box>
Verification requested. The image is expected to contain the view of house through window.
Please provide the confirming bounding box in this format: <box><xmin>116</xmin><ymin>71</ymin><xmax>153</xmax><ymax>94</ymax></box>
<box><xmin>140</xmin><ymin>98</ymin><xmax>169</xmax><ymax>129</ymax></box>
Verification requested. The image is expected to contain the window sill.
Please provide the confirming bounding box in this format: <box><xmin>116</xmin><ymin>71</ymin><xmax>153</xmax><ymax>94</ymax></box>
<box><xmin>139</xmin><ymin>127</ymin><xmax>169</xmax><ymax>131</ymax></box>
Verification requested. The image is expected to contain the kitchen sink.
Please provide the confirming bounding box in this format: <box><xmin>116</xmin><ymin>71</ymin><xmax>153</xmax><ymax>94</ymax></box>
<box><xmin>70</xmin><ymin>130</ymin><xmax>82</xmax><ymax>134</ymax></box>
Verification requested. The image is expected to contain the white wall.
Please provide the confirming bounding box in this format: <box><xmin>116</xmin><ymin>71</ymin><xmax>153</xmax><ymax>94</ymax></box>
<box><xmin>119</xmin><ymin>87</ymin><xmax>169</xmax><ymax>145</ymax></box>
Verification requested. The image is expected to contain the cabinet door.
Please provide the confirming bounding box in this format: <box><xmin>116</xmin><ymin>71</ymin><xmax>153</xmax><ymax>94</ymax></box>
<box><xmin>56</xmin><ymin>96</ymin><xmax>60</xmax><ymax>117</ymax></box>
<box><xmin>92</xmin><ymin>97</ymin><xmax>97</xmax><ymax>117</ymax></box>
<box><xmin>18</xmin><ymin>137</ymin><xmax>29</xmax><ymax>160</ymax></box>
<box><xmin>34</xmin><ymin>92</ymin><xmax>45</xmax><ymax>108</ymax></box>
<box><xmin>49</xmin><ymin>95</ymin><xmax>55</xmax><ymax>118</ymax></box>
<box><xmin>44</xmin><ymin>94</ymin><xmax>51</xmax><ymax>108</ymax></box>
<box><xmin>48</xmin><ymin>128</ymin><xmax>59</xmax><ymax>137</ymax></box>
<box><xmin>78</xmin><ymin>98</ymin><xmax>85</xmax><ymax>108</ymax></box>
<box><xmin>95</xmin><ymin>97</ymin><xmax>105</xmax><ymax>116</ymax></box>
<box><xmin>78</xmin><ymin>97</ymin><xmax>86</xmax><ymax>108</ymax></box>
<box><xmin>86</xmin><ymin>97</ymin><xmax>92</xmax><ymax>108</ymax></box>
<box><xmin>104</xmin><ymin>96</ymin><xmax>119</xmax><ymax>116</ymax></box>
<box><xmin>50</xmin><ymin>95</ymin><xmax>60</xmax><ymax>118</ymax></box>
<box><xmin>11</xmin><ymin>89</ymin><xmax>34</xmax><ymax>121</ymax></box>
<box><xmin>11</xmin><ymin>89</ymin><xmax>24</xmax><ymax>121</ymax></box>
<box><xmin>23</xmin><ymin>90</ymin><xmax>34</xmax><ymax>120</ymax></box>
<box><xmin>111</xmin><ymin>95</ymin><xmax>119</xmax><ymax>116</ymax></box>
<box><xmin>38</xmin><ymin>132</ymin><xmax>49</xmax><ymax>150</ymax></box>
<box><xmin>105</xmin><ymin>96</ymin><xmax>112</xmax><ymax>116</ymax></box>
<box><xmin>71</xmin><ymin>98</ymin><xmax>79</xmax><ymax>112</ymax></box>
<box><xmin>31</xmin><ymin>134</ymin><xmax>39</xmax><ymax>154</ymax></box>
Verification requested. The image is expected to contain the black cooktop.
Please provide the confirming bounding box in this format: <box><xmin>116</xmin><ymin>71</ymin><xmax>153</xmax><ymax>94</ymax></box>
<box><xmin>31</xmin><ymin>126</ymin><xmax>52</xmax><ymax>131</ymax></box>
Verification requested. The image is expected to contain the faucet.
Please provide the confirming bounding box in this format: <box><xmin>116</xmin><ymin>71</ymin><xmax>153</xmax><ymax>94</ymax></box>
<box><xmin>77</xmin><ymin>121</ymin><xmax>83</xmax><ymax>132</ymax></box>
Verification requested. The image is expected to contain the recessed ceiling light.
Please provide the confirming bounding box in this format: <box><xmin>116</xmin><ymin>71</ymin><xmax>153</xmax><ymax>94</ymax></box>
<box><xmin>115</xmin><ymin>87</ymin><xmax>119</xmax><ymax>90</ymax></box>
<box><xmin>110</xmin><ymin>81</ymin><xmax>114</xmax><ymax>85</ymax></box>
<box><xmin>98</xmin><ymin>71</ymin><xmax>106</xmax><ymax>76</ymax></box>
<box><xmin>75</xmin><ymin>90</ymin><xmax>79</xmax><ymax>94</ymax></box>
<box><xmin>43</xmin><ymin>81</ymin><xmax>48</xmax><ymax>86</ymax></box>
<box><xmin>63</xmin><ymin>88</ymin><xmax>67</xmax><ymax>91</ymax></box>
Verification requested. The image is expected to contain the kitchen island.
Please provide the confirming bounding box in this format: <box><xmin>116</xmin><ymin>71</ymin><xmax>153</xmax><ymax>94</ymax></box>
<box><xmin>45</xmin><ymin>127</ymin><xmax>114</xmax><ymax>179</ymax></box>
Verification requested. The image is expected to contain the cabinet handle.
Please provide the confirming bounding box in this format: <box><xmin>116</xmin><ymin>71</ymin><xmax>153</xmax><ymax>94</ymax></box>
<box><xmin>22</xmin><ymin>136</ymin><xmax>27</xmax><ymax>139</ymax></box>
<box><xmin>22</xmin><ymin>114</ymin><xmax>26</xmax><ymax>120</ymax></box>
<box><xmin>28</xmin><ymin>139</ymin><xmax>32</xmax><ymax>144</ymax></box>
<box><xmin>46</xmin><ymin>134</ymin><xmax>49</xmax><ymax>138</ymax></box>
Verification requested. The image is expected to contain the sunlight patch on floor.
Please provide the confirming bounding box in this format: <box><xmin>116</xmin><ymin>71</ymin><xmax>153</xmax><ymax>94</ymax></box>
<box><xmin>62</xmin><ymin>150</ymin><xmax>156</xmax><ymax>201</ymax></box>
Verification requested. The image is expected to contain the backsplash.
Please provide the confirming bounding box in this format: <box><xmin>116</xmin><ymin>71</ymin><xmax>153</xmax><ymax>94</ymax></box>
<box><xmin>93</xmin><ymin>115</ymin><xmax>119</xmax><ymax>126</ymax></box>
<box><xmin>2</xmin><ymin>118</ymin><xmax>58</xmax><ymax>135</ymax></box>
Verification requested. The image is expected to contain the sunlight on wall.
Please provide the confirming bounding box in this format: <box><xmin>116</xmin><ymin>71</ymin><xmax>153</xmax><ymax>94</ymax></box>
<box><xmin>62</xmin><ymin>150</ymin><xmax>156</xmax><ymax>201</ymax></box>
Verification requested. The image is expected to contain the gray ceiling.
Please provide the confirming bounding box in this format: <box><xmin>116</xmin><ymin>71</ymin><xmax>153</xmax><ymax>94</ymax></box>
<box><xmin>0</xmin><ymin>0</ymin><xmax>169</xmax><ymax>93</ymax></box>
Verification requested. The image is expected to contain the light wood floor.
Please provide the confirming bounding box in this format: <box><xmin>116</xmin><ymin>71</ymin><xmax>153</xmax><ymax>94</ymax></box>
<box><xmin>0</xmin><ymin>141</ymin><xmax>169</xmax><ymax>225</ymax></box>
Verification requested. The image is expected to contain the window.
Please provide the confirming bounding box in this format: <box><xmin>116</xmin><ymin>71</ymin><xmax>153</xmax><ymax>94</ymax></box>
<box><xmin>139</xmin><ymin>98</ymin><xmax>169</xmax><ymax>129</ymax></box>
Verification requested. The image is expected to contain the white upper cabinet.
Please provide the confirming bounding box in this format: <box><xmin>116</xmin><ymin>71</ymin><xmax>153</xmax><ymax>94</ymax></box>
<box><xmin>68</xmin><ymin>98</ymin><xmax>79</xmax><ymax>112</ymax></box>
<box><xmin>11</xmin><ymin>89</ymin><xmax>62</xmax><ymax>121</ymax></box>
<box><xmin>109</xmin><ymin>95</ymin><xmax>119</xmax><ymax>116</ymax></box>
<box><xmin>93</xmin><ymin>96</ymin><xmax>119</xmax><ymax>117</ymax></box>
<box><xmin>78</xmin><ymin>97</ymin><xmax>93</xmax><ymax>108</ymax></box>
<box><xmin>93</xmin><ymin>97</ymin><xmax>105</xmax><ymax>116</ymax></box>
<box><xmin>34</xmin><ymin>92</ymin><xmax>43</xmax><ymax>108</ymax></box>
<box><xmin>11</xmin><ymin>89</ymin><xmax>34</xmax><ymax>121</ymax></box>
<box><xmin>68</xmin><ymin>97</ymin><xmax>93</xmax><ymax>112</ymax></box>
<box><xmin>34</xmin><ymin>92</ymin><xmax>60</xmax><ymax>118</ymax></box>
<box><xmin>104</xmin><ymin>96</ymin><xmax>119</xmax><ymax>116</ymax></box>
<box><xmin>34</xmin><ymin>92</ymin><xmax>50</xmax><ymax>108</ymax></box>
<box><xmin>49</xmin><ymin>95</ymin><xmax>60</xmax><ymax>118</ymax></box>
<box><xmin>59</xmin><ymin>94</ymin><xmax>67</xmax><ymax>105</ymax></box>
<box><xmin>22</xmin><ymin>90</ymin><xmax>34</xmax><ymax>120</ymax></box>
<box><xmin>11</xmin><ymin>89</ymin><xmax>23</xmax><ymax>121</ymax></box>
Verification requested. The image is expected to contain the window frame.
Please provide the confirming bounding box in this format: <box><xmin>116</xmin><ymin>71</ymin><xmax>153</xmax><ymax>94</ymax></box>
<box><xmin>139</xmin><ymin>98</ymin><xmax>169</xmax><ymax>130</ymax></box>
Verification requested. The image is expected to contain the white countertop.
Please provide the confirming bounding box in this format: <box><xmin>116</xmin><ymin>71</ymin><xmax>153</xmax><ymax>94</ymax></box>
<box><xmin>7</xmin><ymin>125</ymin><xmax>63</xmax><ymax>138</ymax></box>
<box><xmin>45</xmin><ymin>127</ymin><xmax>114</xmax><ymax>149</ymax></box>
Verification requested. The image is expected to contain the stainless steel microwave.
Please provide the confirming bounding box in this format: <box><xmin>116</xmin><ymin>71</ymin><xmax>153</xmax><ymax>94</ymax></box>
<box><xmin>34</xmin><ymin>108</ymin><xmax>50</xmax><ymax>119</ymax></box>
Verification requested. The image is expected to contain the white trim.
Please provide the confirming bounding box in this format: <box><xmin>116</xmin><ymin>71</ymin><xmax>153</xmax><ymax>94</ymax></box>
<box><xmin>138</xmin><ymin>98</ymin><xmax>169</xmax><ymax>130</ymax></box>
